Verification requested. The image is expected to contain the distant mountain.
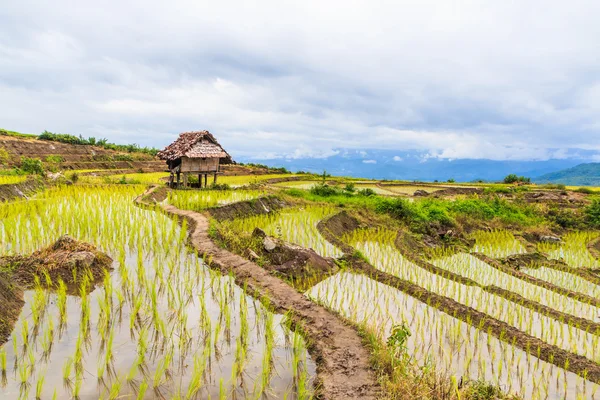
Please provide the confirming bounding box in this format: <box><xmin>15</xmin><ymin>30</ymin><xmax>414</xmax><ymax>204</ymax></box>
<box><xmin>535</xmin><ymin>163</ymin><xmax>600</xmax><ymax>186</ymax></box>
<box><xmin>239</xmin><ymin>149</ymin><xmax>591</xmax><ymax>182</ymax></box>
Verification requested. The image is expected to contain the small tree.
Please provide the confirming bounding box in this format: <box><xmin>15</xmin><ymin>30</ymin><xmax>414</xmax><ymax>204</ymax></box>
<box><xmin>20</xmin><ymin>157</ymin><xmax>44</xmax><ymax>175</ymax></box>
<box><xmin>585</xmin><ymin>199</ymin><xmax>600</xmax><ymax>228</ymax></box>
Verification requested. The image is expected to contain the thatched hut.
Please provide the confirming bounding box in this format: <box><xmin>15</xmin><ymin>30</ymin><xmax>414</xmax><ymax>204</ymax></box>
<box><xmin>157</xmin><ymin>131</ymin><xmax>233</xmax><ymax>187</ymax></box>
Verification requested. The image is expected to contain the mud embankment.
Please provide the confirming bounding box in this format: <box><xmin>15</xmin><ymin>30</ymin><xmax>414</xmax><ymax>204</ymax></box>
<box><xmin>0</xmin><ymin>235</ymin><xmax>112</xmax><ymax>345</ymax></box>
<box><xmin>209</xmin><ymin>196</ymin><xmax>288</xmax><ymax>221</ymax></box>
<box><xmin>0</xmin><ymin>178</ymin><xmax>45</xmax><ymax>202</ymax></box>
<box><xmin>137</xmin><ymin>186</ymin><xmax>379</xmax><ymax>400</ymax></box>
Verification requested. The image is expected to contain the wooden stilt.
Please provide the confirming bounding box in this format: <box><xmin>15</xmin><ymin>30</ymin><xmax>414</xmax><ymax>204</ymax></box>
<box><xmin>204</xmin><ymin>174</ymin><xmax>208</xmax><ymax>187</ymax></box>
<box><xmin>198</xmin><ymin>174</ymin><xmax>202</xmax><ymax>188</ymax></box>
<box><xmin>176</xmin><ymin>172</ymin><xmax>180</xmax><ymax>187</ymax></box>
<box><xmin>213</xmin><ymin>172</ymin><xmax>217</xmax><ymax>184</ymax></box>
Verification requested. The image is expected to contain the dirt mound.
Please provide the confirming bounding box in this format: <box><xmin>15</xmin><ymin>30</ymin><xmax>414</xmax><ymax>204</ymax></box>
<box><xmin>500</xmin><ymin>252</ymin><xmax>565</xmax><ymax>270</ymax></box>
<box><xmin>0</xmin><ymin>235</ymin><xmax>112</xmax><ymax>345</ymax></box>
<box><xmin>431</xmin><ymin>187</ymin><xmax>483</xmax><ymax>197</ymax></box>
<box><xmin>1</xmin><ymin>235</ymin><xmax>113</xmax><ymax>288</ymax></box>
<box><xmin>209</xmin><ymin>196</ymin><xmax>288</xmax><ymax>220</ymax></box>
<box><xmin>0</xmin><ymin>178</ymin><xmax>45</xmax><ymax>202</ymax></box>
<box><xmin>252</xmin><ymin>228</ymin><xmax>339</xmax><ymax>289</ymax></box>
<box><xmin>521</xmin><ymin>190</ymin><xmax>586</xmax><ymax>206</ymax></box>
<box><xmin>317</xmin><ymin>211</ymin><xmax>361</xmax><ymax>254</ymax></box>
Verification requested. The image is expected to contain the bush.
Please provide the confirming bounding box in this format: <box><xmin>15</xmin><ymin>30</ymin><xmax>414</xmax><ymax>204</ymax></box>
<box><xmin>0</xmin><ymin>147</ymin><xmax>8</xmax><ymax>165</ymax></box>
<box><xmin>576</xmin><ymin>187</ymin><xmax>595</xmax><ymax>194</ymax></box>
<box><xmin>114</xmin><ymin>154</ymin><xmax>134</xmax><ymax>162</ymax></box>
<box><xmin>20</xmin><ymin>157</ymin><xmax>44</xmax><ymax>175</ymax></box>
<box><xmin>209</xmin><ymin>182</ymin><xmax>231</xmax><ymax>190</ymax></box>
<box><xmin>69</xmin><ymin>172</ymin><xmax>79</xmax><ymax>183</ymax></box>
<box><xmin>358</xmin><ymin>188</ymin><xmax>377</xmax><ymax>197</ymax></box>
<box><xmin>45</xmin><ymin>155</ymin><xmax>64</xmax><ymax>163</ymax></box>
<box><xmin>447</xmin><ymin>178</ymin><xmax>455</xmax><ymax>183</ymax></box>
<box><xmin>344</xmin><ymin>183</ymin><xmax>356</xmax><ymax>193</ymax></box>
<box><xmin>310</xmin><ymin>183</ymin><xmax>342</xmax><ymax>197</ymax></box>
<box><xmin>585</xmin><ymin>199</ymin><xmax>600</xmax><ymax>228</ymax></box>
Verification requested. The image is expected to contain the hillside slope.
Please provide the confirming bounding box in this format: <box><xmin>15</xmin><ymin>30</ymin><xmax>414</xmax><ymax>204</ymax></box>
<box><xmin>535</xmin><ymin>163</ymin><xmax>600</xmax><ymax>186</ymax></box>
<box><xmin>0</xmin><ymin>134</ymin><xmax>165</xmax><ymax>172</ymax></box>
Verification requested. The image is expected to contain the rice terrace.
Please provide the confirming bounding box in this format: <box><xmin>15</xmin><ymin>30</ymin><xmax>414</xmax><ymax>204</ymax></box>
<box><xmin>2</xmin><ymin>127</ymin><xmax>600</xmax><ymax>400</ymax></box>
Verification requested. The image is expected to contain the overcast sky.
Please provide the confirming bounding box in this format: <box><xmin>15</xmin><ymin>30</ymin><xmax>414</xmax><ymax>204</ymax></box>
<box><xmin>1</xmin><ymin>1</ymin><xmax>599</xmax><ymax>160</ymax></box>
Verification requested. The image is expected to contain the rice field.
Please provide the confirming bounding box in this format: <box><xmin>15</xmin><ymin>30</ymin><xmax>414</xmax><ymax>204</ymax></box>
<box><xmin>307</xmin><ymin>272</ymin><xmax>598</xmax><ymax>400</ymax></box>
<box><xmin>0</xmin><ymin>185</ymin><xmax>315</xmax><ymax>399</ymax></box>
<box><xmin>0</xmin><ymin>175</ymin><xmax>27</xmax><ymax>185</ymax></box>
<box><xmin>471</xmin><ymin>230</ymin><xmax>527</xmax><ymax>258</ymax></box>
<box><xmin>167</xmin><ymin>190</ymin><xmax>266</xmax><ymax>211</ymax></box>
<box><xmin>223</xmin><ymin>206</ymin><xmax>343</xmax><ymax>258</ymax></box>
<box><xmin>539</xmin><ymin>232</ymin><xmax>600</xmax><ymax>269</ymax></box>
<box><xmin>338</xmin><ymin>227</ymin><xmax>600</xmax><ymax>398</ymax></box>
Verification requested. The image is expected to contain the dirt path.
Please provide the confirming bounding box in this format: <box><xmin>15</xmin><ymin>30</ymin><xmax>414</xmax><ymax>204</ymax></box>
<box><xmin>136</xmin><ymin>186</ymin><xmax>379</xmax><ymax>400</ymax></box>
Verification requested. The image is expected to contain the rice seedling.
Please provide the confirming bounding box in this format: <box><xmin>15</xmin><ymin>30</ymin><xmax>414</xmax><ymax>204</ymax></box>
<box><xmin>0</xmin><ymin>185</ymin><xmax>315</xmax><ymax>399</ymax></box>
<box><xmin>470</xmin><ymin>229</ymin><xmax>527</xmax><ymax>258</ymax></box>
<box><xmin>539</xmin><ymin>231</ymin><xmax>600</xmax><ymax>268</ymax></box>
<box><xmin>168</xmin><ymin>189</ymin><xmax>266</xmax><ymax>211</ymax></box>
<box><xmin>223</xmin><ymin>205</ymin><xmax>343</xmax><ymax>257</ymax></box>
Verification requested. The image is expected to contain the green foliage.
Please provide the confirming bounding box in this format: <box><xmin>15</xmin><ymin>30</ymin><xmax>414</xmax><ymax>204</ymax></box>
<box><xmin>357</xmin><ymin>188</ymin><xmax>377</xmax><ymax>197</ymax></box>
<box><xmin>585</xmin><ymin>199</ymin><xmax>600</xmax><ymax>228</ymax></box>
<box><xmin>309</xmin><ymin>183</ymin><xmax>343</xmax><ymax>197</ymax></box>
<box><xmin>576</xmin><ymin>187</ymin><xmax>595</xmax><ymax>194</ymax></box>
<box><xmin>0</xmin><ymin>128</ymin><xmax>37</xmax><ymax>139</ymax></box>
<box><xmin>538</xmin><ymin>183</ymin><xmax>566</xmax><ymax>190</ymax></box>
<box><xmin>546</xmin><ymin>206</ymin><xmax>584</xmax><ymax>229</ymax></box>
<box><xmin>239</xmin><ymin>162</ymin><xmax>291</xmax><ymax>174</ymax></box>
<box><xmin>210</xmin><ymin>182</ymin><xmax>232</xmax><ymax>191</ymax></box>
<box><xmin>20</xmin><ymin>157</ymin><xmax>44</xmax><ymax>175</ymax></box>
<box><xmin>113</xmin><ymin>154</ymin><xmax>134</xmax><ymax>162</ymax></box>
<box><xmin>69</xmin><ymin>172</ymin><xmax>79</xmax><ymax>183</ymax></box>
<box><xmin>536</xmin><ymin>162</ymin><xmax>600</xmax><ymax>186</ymax></box>
<box><xmin>44</xmin><ymin>155</ymin><xmax>64</xmax><ymax>163</ymax></box>
<box><xmin>0</xmin><ymin>147</ymin><xmax>8</xmax><ymax>165</ymax></box>
<box><xmin>344</xmin><ymin>183</ymin><xmax>356</xmax><ymax>193</ymax></box>
<box><xmin>447</xmin><ymin>178</ymin><xmax>455</xmax><ymax>183</ymax></box>
<box><xmin>38</xmin><ymin>130</ymin><xmax>158</xmax><ymax>156</ymax></box>
<box><xmin>462</xmin><ymin>380</ymin><xmax>506</xmax><ymax>400</ymax></box>
<box><xmin>503</xmin><ymin>174</ymin><xmax>531</xmax><ymax>184</ymax></box>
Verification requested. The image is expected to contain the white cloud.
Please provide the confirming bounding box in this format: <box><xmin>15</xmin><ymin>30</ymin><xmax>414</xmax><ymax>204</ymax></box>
<box><xmin>0</xmin><ymin>1</ymin><xmax>599</xmax><ymax>160</ymax></box>
<box><xmin>393</xmin><ymin>156</ymin><xmax>403</xmax><ymax>161</ymax></box>
<box><xmin>363</xmin><ymin>159</ymin><xmax>377</xmax><ymax>164</ymax></box>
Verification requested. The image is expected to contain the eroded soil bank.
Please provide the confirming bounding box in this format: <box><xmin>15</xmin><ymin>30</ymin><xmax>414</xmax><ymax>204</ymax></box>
<box><xmin>0</xmin><ymin>235</ymin><xmax>112</xmax><ymax>345</ymax></box>
<box><xmin>0</xmin><ymin>178</ymin><xmax>45</xmax><ymax>202</ymax></box>
<box><xmin>137</xmin><ymin>186</ymin><xmax>379</xmax><ymax>400</ymax></box>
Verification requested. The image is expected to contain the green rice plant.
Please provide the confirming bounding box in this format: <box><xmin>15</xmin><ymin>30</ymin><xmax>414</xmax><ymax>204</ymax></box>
<box><xmin>35</xmin><ymin>375</ymin><xmax>45</xmax><ymax>400</ymax></box>
<box><xmin>168</xmin><ymin>189</ymin><xmax>266</xmax><ymax>212</ymax></box>
<box><xmin>470</xmin><ymin>229</ymin><xmax>527</xmax><ymax>258</ymax></box>
<box><xmin>222</xmin><ymin>205</ymin><xmax>343</xmax><ymax>257</ymax></box>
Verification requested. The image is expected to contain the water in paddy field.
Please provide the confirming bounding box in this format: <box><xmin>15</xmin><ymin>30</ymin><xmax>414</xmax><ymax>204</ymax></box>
<box><xmin>0</xmin><ymin>186</ymin><xmax>315</xmax><ymax>399</ymax></box>
<box><xmin>308</xmin><ymin>272</ymin><xmax>600</xmax><ymax>400</ymax></box>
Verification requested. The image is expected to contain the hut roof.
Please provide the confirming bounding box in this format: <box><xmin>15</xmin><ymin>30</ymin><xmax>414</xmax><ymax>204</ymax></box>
<box><xmin>157</xmin><ymin>131</ymin><xmax>233</xmax><ymax>163</ymax></box>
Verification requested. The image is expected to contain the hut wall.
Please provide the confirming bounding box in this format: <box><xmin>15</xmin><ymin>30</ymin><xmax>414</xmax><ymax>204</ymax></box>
<box><xmin>180</xmin><ymin>157</ymin><xmax>219</xmax><ymax>173</ymax></box>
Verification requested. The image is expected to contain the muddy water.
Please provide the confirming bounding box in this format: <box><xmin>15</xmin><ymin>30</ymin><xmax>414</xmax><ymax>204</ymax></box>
<box><xmin>308</xmin><ymin>272</ymin><xmax>600</xmax><ymax>400</ymax></box>
<box><xmin>524</xmin><ymin>266</ymin><xmax>600</xmax><ymax>299</ymax></box>
<box><xmin>0</xmin><ymin>186</ymin><xmax>315</xmax><ymax>399</ymax></box>
<box><xmin>355</xmin><ymin>241</ymin><xmax>600</xmax><ymax>364</ymax></box>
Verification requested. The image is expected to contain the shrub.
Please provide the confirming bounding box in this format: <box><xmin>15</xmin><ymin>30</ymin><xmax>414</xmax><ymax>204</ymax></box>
<box><xmin>209</xmin><ymin>182</ymin><xmax>231</xmax><ymax>190</ymax></box>
<box><xmin>357</xmin><ymin>188</ymin><xmax>376</xmax><ymax>197</ymax></box>
<box><xmin>585</xmin><ymin>199</ymin><xmax>600</xmax><ymax>228</ymax></box>
<box><xmin>310</xmin><ymin>183</ymin><xmax>342</xmax><ymax>197</ymax></box>
<box><xmin>20</xmin><ymin>157</ymin><xmax>44</xmax><ymax>175</ymax></box>
<box><xmin>69</xmin><ymin>172</ymin><xmax>79</xmax><ymax>183</ymax></box>
<box><xmin>576</xmin><ymin>187</ymin><xmax>595</xmax><ymax>194</ymax></box>
<box><xmin>45</xmin><ymin>155</ymin><xmax>64</xmax><ymax>163</ymax></box>
<box><xmin>344</xmin><ymin>183</ymin><xmax>356</xmax><ymax>193</ymax></box>
<box><xmin>0</xmin><ymin>147</ymin><xmax>8</xmax><ymax>165</ymax></box>
<box><xmin>114</xmin><ymin>154</ymin><xmax>134</xmax><ymax>162</ymax></box>
<box><xmin>447</xmin><ymin>178</ymin><xmax>455</xmax><ymax>183</ymax></box>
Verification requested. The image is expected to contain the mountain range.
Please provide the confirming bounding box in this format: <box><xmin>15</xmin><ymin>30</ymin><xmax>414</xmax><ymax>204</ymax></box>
<box><xmin>239</xmin><ymin>149</ymin><xmax>597</xmax><ymax>183</ymax></box>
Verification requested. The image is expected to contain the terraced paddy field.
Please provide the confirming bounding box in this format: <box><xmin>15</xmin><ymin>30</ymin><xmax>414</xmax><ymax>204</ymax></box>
<box><xmin>0</xmin><ymin>186</ymin><xmax>315</xmax><ymax>399</ymax></box>
<box><xmin>3</xmin><ymin>175</ymin><xmax>600</xmax><ymax>400</ymax></box>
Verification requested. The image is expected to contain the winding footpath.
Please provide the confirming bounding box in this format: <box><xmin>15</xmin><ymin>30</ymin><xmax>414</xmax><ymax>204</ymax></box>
<box><xmin>136</xmin><ymin>186</ymin><xmax>379</xmax><ymax>400</ymax></box>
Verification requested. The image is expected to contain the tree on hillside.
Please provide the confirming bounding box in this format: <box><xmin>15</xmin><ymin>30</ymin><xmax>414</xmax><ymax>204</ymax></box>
<box><xmin>503</xmin><ymin>174</ymin><xmax>531</xmax><ymax>184</ymax></box>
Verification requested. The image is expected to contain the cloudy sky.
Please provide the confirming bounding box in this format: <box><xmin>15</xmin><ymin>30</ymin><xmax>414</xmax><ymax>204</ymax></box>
<box><xmin>1</xmin><ymin>1</ymin><xmax>599</xmax><ymax>161</ymax></box>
